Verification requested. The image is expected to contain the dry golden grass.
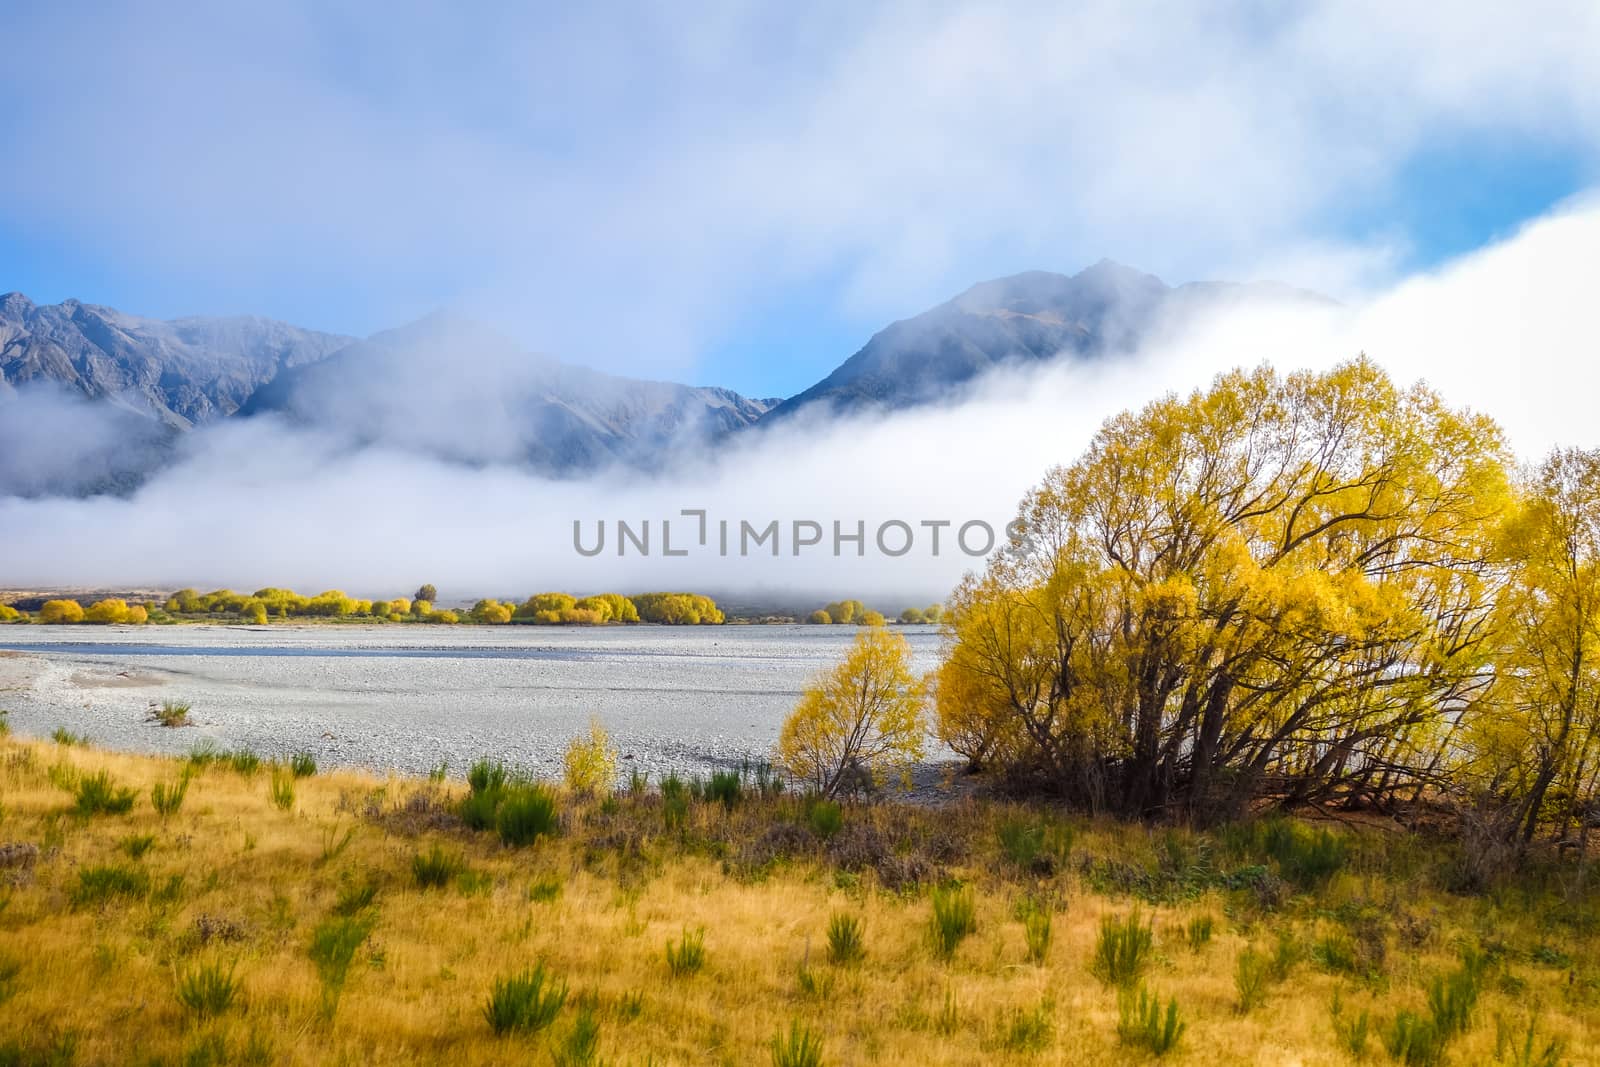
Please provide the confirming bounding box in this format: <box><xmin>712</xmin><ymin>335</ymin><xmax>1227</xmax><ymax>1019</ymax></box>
<box><xmin>0</xmin><ymin>735</ymin><xmax>1597</xmax><ymax>1065</ymax></box>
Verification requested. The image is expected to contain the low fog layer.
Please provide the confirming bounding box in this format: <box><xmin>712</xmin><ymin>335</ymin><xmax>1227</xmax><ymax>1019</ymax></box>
<box><xmin>2</xmin><ymin>199</ymin><xmax>1597</xmax><ymax>603</ymax></box>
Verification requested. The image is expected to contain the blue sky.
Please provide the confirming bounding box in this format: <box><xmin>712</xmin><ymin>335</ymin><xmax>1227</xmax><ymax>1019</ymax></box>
<box><xmin>2</xmin><ymin>2</ymin><xmax>1597</xmax><ymax>399</ymax></box>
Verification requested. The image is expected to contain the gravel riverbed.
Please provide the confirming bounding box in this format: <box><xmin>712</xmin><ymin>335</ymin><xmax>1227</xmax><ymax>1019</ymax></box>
<box><xmin>0</xmin><ymin>623</ymin><xmax>960</xmax><ymax>793</ymax></box>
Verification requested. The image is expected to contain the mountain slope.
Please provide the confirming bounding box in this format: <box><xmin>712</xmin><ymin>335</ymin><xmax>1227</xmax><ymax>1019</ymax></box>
<box><xmin>237</xmin><ymin>313</ymin><xmax>780</xmax><ymax>474</ymax></box>
<box><xmin>0</xmin><ymin>293</ymin><xmax>354</xmax><ymax>427</ymax></box>
<box><xmin>763</xmin><ymin>260</ymin><xmax>1331</xmax><ymax>418</ymax></box>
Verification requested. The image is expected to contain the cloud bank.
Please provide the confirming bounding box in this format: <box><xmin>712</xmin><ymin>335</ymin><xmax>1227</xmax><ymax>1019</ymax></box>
<box><xmin>2</xmin><ymin>2</ymin><xmax>1597</xmax><ymax>386</ymax></box>
<box><xmin>2</xmin><ymin>198</ymin><xmax>1597</xmax><ymax>604</ymax></box>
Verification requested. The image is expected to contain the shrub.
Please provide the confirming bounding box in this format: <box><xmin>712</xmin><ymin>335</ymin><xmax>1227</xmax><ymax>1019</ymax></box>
<box><xmin>175</xmin><ymin>960</ymin><xmax>242</xmax><ymax>1021</ymax></box>
<box><xmin>413</xmin><ymin>844</ymin><xmax>465</xmax><ymax>889</ymax></box>
<box><xmin>807</xmin><ymin>610</ymin><xmax>832</xmax><ymax>625</ymax></box>
<box><xmin>1021</xmin><ymin>903</ymin><xmax>1052</xmax><ymax>965</ymax></box>
<box><xmin>72</xmin><ymin>863</ymin><xmax>150</xmax><ymax>907</ymax></box>
<box><xmin>1235</xmin><ymin>947</ymin><xmax>1271</xmax><ymax>1013</ymax></box>
<box><xmin>1185</xmin><ymin>915</ymin><xmax>1215</xmax><ymax>951</ymax></box>
<box><xmin>468</xmin><ymin>758</ymin><xmax>508</xmax><ymax>795</ymax></box>
<box><xmin>120</xmin><ymin>833</ymin><xmax>156</xmax><ymax>859</ymax></box>
<box><xmin>553</xmin><ymin>1004</ymin><xmax>602</xmax><ymax>1067</ymax></box>
<box><xmin>1495</xmin><ymin>1016</ymin><xmax>1565</xmax><ymax>1067</ymax></box>
<box><xmin>826</xmin><ymin>912</ymin><xmax>864</xmax><ymax>966</ymax></box>
<box><xmin>153</xmin><ymin>700</ymin><xmax>192</xmax><ymax>727</ymax></box>
<box><xmin>227</xmin><ymin>750</ymin><xmax>262</xmax><ymax>776</ymax></box>
<box><xmin>1117</xmin><ymin>985</ymin><xmax>1185</xmax><ymax>1056</ymax></box>
<box><xmin>1093</xmin><ymin>910</ymin><xmax>1153</xmax><ymax>988</ymax></box>
<box><xmin>1263</xmin><ymin>820</ymin><xmax>1347</xmax><ymax>889</ymax></box>
<box><xmin>333</xmin><ymin>877</ymin><xmax>380</xmax><ymax>917</ymax></box>
<box><xmin>770</xmin><ymin>1020</ymin><xmax>823</xmax><ymax>1067</ymax></box>
<box><xmin>1381</xmin><ymin>1011</ymin><xmax>1444</xmax><ymax>1066</ymax></box>
<box><xmin>1426</xmin><ymin>948</ymin><xmax>1485</xmax><ymax>1040</ymax></box>
<box><xmin>563</xmin><ymin>719</ymin><xmax>618</xmax><ymax>797</ymax></box>
<box><xmin>997</xmin><ymin>999</ymin><xmax>1052</xmax><ymax>1053</ymax></box>
<box><xmin>268</xmin><ymin>770</ymin><xmax>295</xmax><ymax>812</ymax></box>
<box><xmin>1330</xmin><ymin>992</ymin><xmax>1370</xmax><ymax>1058</ymax></box>
<box><xmin>308</xmin><ymin>915</ymin><xmax>374</xmax><ymax>1018</ymax></box>
<box><xmin>666</xmin><ymin>927</ymin><xmax>706</xmax><ymax>978</ymax></box>
<box><xmin>151</xmin><ymin>776</ymin><xmax>189</xmax><ymax>818</ymax></box>
<box><xmin>930</xmin><ymin>885</ymin><xmax>977</xmax><ymax>960</ymax></box>
<box><xmin>289</xmin><ymin>751</ymin><xmax>317</xmax><ymax>778</ymax></box>
<box><xmin>461</xmin><ymin>788</ymin><xmax>502</xmax><ymax>831</ymax></box>
<box><xmin>807</xmin><ymin>798</ymin><xmax>843</xmax><ymax>839</ymax></box>
<box><xmin>707</xmin><ymin>769</ymin><xmax>744</xmax><ymax>809</ymax></box>
<box><xmin>38</xmin><ymin>599</ymin><xmax>85</xmax><ymax>624</ymax></box>
<box><xmin>484</xmin><ymin>964</ymin><xmax>567</xmax><ymax>1036</ymax></box>
<box><xmin>75</xmin><ymin>770</ymin><xmax>138</xmax><ymax>815</ymax></box>
<box><xmin>497</xmin><ymin>785</ymin><xmax>560</xmax><ymax>846</ymax></box>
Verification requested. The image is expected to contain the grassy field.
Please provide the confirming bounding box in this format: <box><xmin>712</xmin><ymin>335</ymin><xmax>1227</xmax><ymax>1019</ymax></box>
<box><xmin>0</xmin><ymin>733</ymin><xmax>1596</xmax><ymax>1066</ymax></box>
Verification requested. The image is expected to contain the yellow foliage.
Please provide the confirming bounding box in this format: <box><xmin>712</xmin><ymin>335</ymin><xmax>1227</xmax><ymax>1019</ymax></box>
<box><xmin>83</xmin><ymin>599</ymin><xmax>132</xmax><ymax>625</ymax></box>
<box><xmin>777</xmin><ymin>627</ymin><xmax>928</xmax><ymax>798</ymax></box>
<box><xmin>563</xmin><ymin>718</ymin><xmax>618</xmax><ymax>796</ymax></box>
<box><xmin>38</xmin><ymin>599</ymin><xmax>85</xmax><ymax>624</ymax></box>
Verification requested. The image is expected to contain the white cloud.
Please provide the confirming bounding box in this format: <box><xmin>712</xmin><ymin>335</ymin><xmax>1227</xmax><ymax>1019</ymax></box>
<box><xmin>1</xmin><ymin>2</ymin><xmax>1597</xmax><ymax>377</ymax></box>
<box><xmin>2</xmin><ymin>198</ymin><xmax>1597</xmax><ymax>603</ymax></box>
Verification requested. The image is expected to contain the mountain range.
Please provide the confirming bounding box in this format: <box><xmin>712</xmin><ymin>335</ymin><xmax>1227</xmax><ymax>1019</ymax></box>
<box><xmin>0</xmin><ymin>261</ymin><xmax>1326</xmax><ymax>493</ymax></box>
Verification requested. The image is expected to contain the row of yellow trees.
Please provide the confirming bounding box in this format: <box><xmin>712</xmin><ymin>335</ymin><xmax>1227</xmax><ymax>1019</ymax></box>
<box><xmin>922</xmin><ymin>357</ymin><xmax>1600</xmax><ymax>843</ymax></box>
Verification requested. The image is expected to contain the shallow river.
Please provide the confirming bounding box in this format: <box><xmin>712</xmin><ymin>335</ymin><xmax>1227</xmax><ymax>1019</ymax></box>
<box><xmin>0</xmin><ymin>624</ymin><xmax>946</xmax><ymax>782</ymax></box>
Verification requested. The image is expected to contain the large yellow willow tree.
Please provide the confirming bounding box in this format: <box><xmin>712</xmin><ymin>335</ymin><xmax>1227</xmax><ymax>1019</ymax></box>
<box><xmin>938</xmin><ymin>358</ymin><xmax>1513</xmax><ymax>821</ymax></box>
<box><xmin>1470</xmin><ymin>448</ymin><xmax>1600</xmax><ymax>845</ymax></box>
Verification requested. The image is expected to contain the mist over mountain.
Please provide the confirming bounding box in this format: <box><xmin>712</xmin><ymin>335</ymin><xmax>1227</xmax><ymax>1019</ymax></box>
<box><xmin>766</xmin><ymin>260</ymin><xmax>1334</xmax><ymax>418</ymax></box>
<box><xmin>0</xmin><ymin>262</ymin><xmax>1324</xmax><ymax>493</ymax></box>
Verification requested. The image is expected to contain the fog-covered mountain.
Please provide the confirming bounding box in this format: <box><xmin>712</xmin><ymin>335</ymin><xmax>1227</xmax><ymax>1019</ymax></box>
<box><xmin>1</xmin><ymin>261</ymin><xmax>1327</xmax><ymax>493</ymax></box>
<box><xmin>237</xmin><ymin>314</ymin><xmax>780</xmax><ymax>474</ymax></box>
<box><xmin>765</xmin><ymin>260</ymin><xmax>1331</xmax><ymax>418</ymax></box>
<box><xmin>0</xmin><ymin>292</ymin><xmax>353</xmax><ymax>426</ymax></box>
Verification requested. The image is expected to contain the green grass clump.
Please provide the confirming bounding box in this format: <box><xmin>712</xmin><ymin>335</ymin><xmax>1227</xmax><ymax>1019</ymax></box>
<box><xmin>1235</xmin><ymin>947</ymin><xmax>1271</xmax><ymax>1013</ymax></box>
<box><xmin>1330</xmin><ymin>992</ymin><xmax>1370</xmax><ymax>1058</ymax></box>
<box><xmin>1495</xmin><ymin>1016</ymin><xmax>1565</xmax><ymax>1067</ymax></box>
<box><xmin>484</xmin><ymin>963</ymin><xmax>567</xmax><ymax>1036</ymax></box>
<box><xmin>74</xmin><ymin>770</ymin><xmax>138</xmax><ymax>815</ymax></box>
<box><xmin>806</xmin><ymin>798</ymin><xmax>843</xmax><ymax>839</ymax></box>
<box><xmin>1117</xmin><ymin>985</ymin><xmax>1184</xmax><ymax>1056</ymax></box>
<box><xmin>552</xmin><ymin>1004</ymin><xmax>601</xmax><ymax>1067</ymax></box>
<box><xmin>1426</xmin><ymin>948</ymin><xmax>1485</xmax><ymax>1040</ymax></box>
<box><xmin>52</xmin><ymin>727</ymin><xmax>88</xmax><ymax>746</ymax></box>
<box><xmin>174</xmin><ymin>960</ymin><xmax>242</xmax><ymax>1021</ymax></box>
<box><xmin>826</xmin><ymin>912</ymin><xmax>864</xmax><ymax>966</ymax></box>
<box><xmin>71</xmin><ymin>863</ymin><xmax>150</xmax><ymax>907</ymax></box>
<box><xmin>412</xmin><ymin>844</ymin><xmax>465</xmax><ymax>889</ymax></box>
<box><xmin>268</xmin><ymin>770</ymin><xmax>295</xmax><ymax>812</ymax></box>
<box><xmin>289</xmin><ymin>751</ymin><xmax>317</xmax><ymax>777</ymax></box>
<box><xmin>153</xmin><ymin>700</ymin><xmax>192</xmax><ymax>727</ymax></box>
<box><xmin>308</xmin><ymin>915</ymin><xmax>374</xmax><ymax>1018</ymax></box>
<box><xmin>997</xmin><ymin>999</ymin><xmax>1052</xmax><ymax>1052</ymax></box>
<box><xmin>1262</xmin><ymin>819</ymin><xmax>1347</xmax><ymax>888</ymax></box>
<box><xmin>332</xmin><ymin>878</ymin><xmax>380</xmax><ymax>917</ymax></box>
<box><xmin>119</xmin><ymin>833</ymin><xmax>156</xmax><ymax>859</ymax></box>
<box><xmin>706</xmin><ymin>769</ymin><xmax>743</xmax><ymax>809</ymax></box>
<box><xmin>1022</xmin><ymin>903</ymin><xmax>1052</xmax><ymax>965</ymax></box>
<box><xmin>930</xmin><ymin>885</ymin><xmax>977</xmax><ymax>960</ymax></box>
<box><xmin>1185</xmin><ymin>914</ymin><xmax>1214</xmax><ymax>951</ymax></box>
<box><xmin>666</xmin><ymin>927</ymin><xmax>706</xmax><ymax>978</ymax></box>
<box><xmin>496</xmin><ymin>785</ymin><xmax>560</xmax><ymax>846</ymax></box>
<box><xmin>151</xmin><ymin>776</ymin><xmax>189</xmax><ymax>818</ymax></box>
<box><xmin>1093</xmin><ymin>909</ymin><xmax>1153</xmax><ymax>988</ymax></box>
<box><xmin>770</xmin><ymin>1020</ymin><xmax>823</xmax><ymax>1067</ymax></box>
<box><xmin>227</xmin><ymin>750</ymin><xmax>262</xmax><ymax>775</ymax></box>
<box><xmin>1381</xmin><ymin>1011</ymin><xmax>1444</xmax><ymax>1066</ymax></box>
<box><xmin>467</xmin><ymin>758</ymin><xmax>508</xmax><ymax>795</ymax></box>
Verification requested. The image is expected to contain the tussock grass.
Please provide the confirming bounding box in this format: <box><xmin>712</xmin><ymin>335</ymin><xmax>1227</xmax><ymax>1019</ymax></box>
<box><xmin>289</xmin><ymin>751</ymin><xmax>317</xmax><ymax>778</ymax></box>
<box><xmin>929</xmin><ymin>885</ymin><xmax>976</xmax><ymax>960</ymax></box>
<box><xmin>496</xmin><ymin>784</ymin><xmax>559</xmax><ymax>846</ymax></box>
<box><xmin>827</xmin><ymin>912</ymin><xmax>865</xmax><ymax>966</ymax></box>
<box><xmin>412</xmin><ymin>843</ymin><xmax>465</xmax><ymax>889</ymax></box>
<box><xmin>268</xmin><ymin>769</ymin><xmax>295</xmax><ymax>812</ymax></box>
<box><xmin>73</xmin><ymin>770</ymin><xmax>137</xmax><ymax>815</ymax></box>
<box><xmin>666</xmin><ymin>926</ymin><xmax>707</xmax><ymax>978</ymax></box>
<box><xmin>1117</xmin><ymin>985</ymin><xmax>1184</xmax><ymax>1056</ymax></box>
<box><xmin>174</xmin><ymin>960</ymin><xmax>242</xmax><ymax>1021</ymax></box>
<box><xmin>484</xmin><ymin>963</ymin><xmax>566</xmax><ymax>1036</ymax></box>
<box><xmin>1094</xmin><ymin>909</ymin><xmax>1153</xmax><ymax>988</ymax></box>
<box><xmin>152</xmin><ymin>700</ymin><xmax>192</xmax><ymax>728</ymax></box>
<box><xmin>770</xmin><ymin>1020</ymin><xmax>824</xmax><ymax>1067</ymax></box>
<box><xmin>1</xmin><ymin>735</ymin><xmax>1597</xmax><ymax>1064</ymax></box>
<box><xmin>150</xmin><ymin>775</ymin><xmax>189</xmax><ymax>818</ymax></box>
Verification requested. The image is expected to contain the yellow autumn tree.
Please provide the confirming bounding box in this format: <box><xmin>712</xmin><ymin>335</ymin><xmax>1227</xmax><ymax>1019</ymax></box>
<box><xmin>39</xmin><ymin>599</ymin><xmax>85</xmax><ymax>624</ymax></box>
<box><xmin>83</xmin><ymin>598</ymin><xmax>132</xmax><ymax>624</ymax></box>
<box><xmin>777</xmin><ymin>626</ymin><xmax>929</xmax><ymax>798</ymax></box>
<box><xmin>563</xmin><ymin>718</ymin><xmax>618</xmax><ymax>797</ymax></box>
<box><xmin>938</xmin><ymin>358</ymin><xmax>1511</xmax><ymax>820</ymax></box>
<box><xmin>1468</xmin><ymin>447</ymin><xmax>1600</xmax><ymax>843</ymax></box>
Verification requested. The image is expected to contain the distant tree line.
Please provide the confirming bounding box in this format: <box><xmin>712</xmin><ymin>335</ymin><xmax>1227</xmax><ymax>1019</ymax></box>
<box><xmin>0</xmin><ymin>586</ymin><xmax>726</xmax><ymax>627</ymax></box>
<box><xmin>805</xmin><ymin>599</ymin><xmax>942</xmax><ymax>626</ymax></box>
